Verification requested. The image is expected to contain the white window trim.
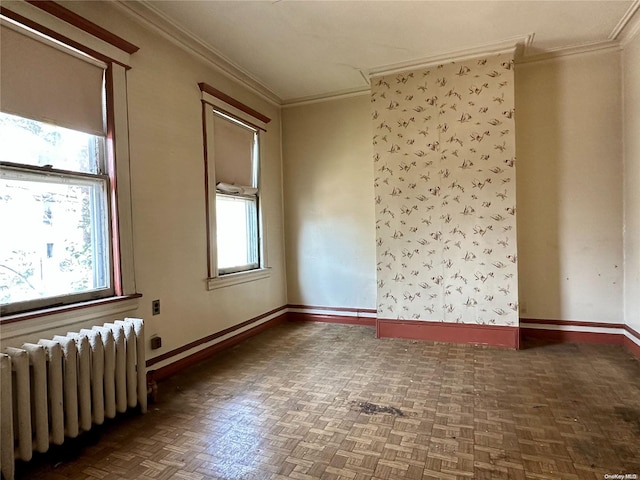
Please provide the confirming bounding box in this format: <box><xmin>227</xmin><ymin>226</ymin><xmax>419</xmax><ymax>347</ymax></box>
<box><xmin>0</xmin><ymin>295</ymin><xmax>141</xmax><ymax>344</ymax></box>
<box><xmin>207</xmin><ymin>267</ymin><xmax>271</xmax><ymax>291</ymax></box>
<box><xmin>201</xmin><ymin>90</ymin><xmax>270</xmax><ymax>290</ymax></box>
<box><xmin>110</xmin><ymin>62</ymin><xmax>136</xmax><ymax>295</ymax></box>
<box><xmin>0</xmin><ymin>2</ymin><xmax>138</xmax><ymax>321</ymax></box>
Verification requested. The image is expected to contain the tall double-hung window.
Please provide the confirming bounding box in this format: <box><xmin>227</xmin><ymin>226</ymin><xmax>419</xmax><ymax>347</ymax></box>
<box><xmin>0</xmin><ymin>4</ymin><xmax>137</xmax><ymax>316</ymax></box>
<box><xmin>199</xmin><ymin>83</ymin><xmax>271</xmax><ymax>287</ymax></box>
<box><xmin>213</xmin><ymin>111</ymin><xmax>259</xmax><ymax>274</ymax></box>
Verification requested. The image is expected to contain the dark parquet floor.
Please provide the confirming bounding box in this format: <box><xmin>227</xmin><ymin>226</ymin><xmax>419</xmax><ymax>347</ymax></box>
<box><xmin>16</xmin><ymin>321</ymin><xmax>640</xmax><ymax>480</ymax></box>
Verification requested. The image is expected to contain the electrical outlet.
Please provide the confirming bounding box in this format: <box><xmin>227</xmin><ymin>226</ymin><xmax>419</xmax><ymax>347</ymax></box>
<box><xmin>150</xmin><ymin>336</ymin><xmax>162</xmax><ymax>350</ymax></box>
<box><xmin>152</xmin><ymin>299</ymin><xmax>160</xmax><ymax>316</ymax></box>
<box><xmin>520</xmin><ymin>301</ymin><xmax>527</xmax><ymax>314</ymax></box>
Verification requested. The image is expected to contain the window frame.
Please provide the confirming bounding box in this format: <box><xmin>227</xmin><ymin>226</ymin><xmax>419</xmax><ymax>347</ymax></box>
<box><xmin>0</xmin><ymin>2</ymin><xmax>138</xmax><ymax>319</ymax></box>
<box><xmin>199</xmin><ymin>83</ymin><xmax>271</xmax><ymax>290</ymax></box>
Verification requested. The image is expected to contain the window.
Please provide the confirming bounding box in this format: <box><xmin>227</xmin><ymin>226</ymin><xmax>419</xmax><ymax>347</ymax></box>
<box><xmin>0</xmin><ymin>114</ymin><xmax>111</xmax><ymax>310</ymax></box>
<box><xmin>0</xmin><ymin>4</ymin><xmax>138</xmax><ymax>316</ymax></box>
<box><xmin>199</xmin><ymin>83</ymin><xmax>271</xmax><ymax>286</ymax></box>
<box><xmin>213</xmin><ymin>111</ymin><xmax>260</xmax><ymax>274</ymax></box>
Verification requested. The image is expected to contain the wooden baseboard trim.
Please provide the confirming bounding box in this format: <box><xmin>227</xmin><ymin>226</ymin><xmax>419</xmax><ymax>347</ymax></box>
<box><xmin>520</xmin><ymin>319</ymin><xmax>640</xmax><ymax>358</ymax></box>
<box><xmin>376</xmin><ymin>318</ymin><xmax>520</xmax><ymax>349</ymax></box>
<box><xmin>287</xmin><ymin>311</ymin><xmax>376</xmax><ymax>326</ymax></box>
<box><xmin>287</xmin><ymin>304</ymin><xmax>377</xmax><ymax>315</ymax></box>
<box><xmin>520</xmin><ymin>327</ymin><xmax>624</xmax><ymax>345</ymax></box>
<box><xmin>147</xmin><ymin>306</ymin><xmax>287</xmax><ymax>368</ymax></box>
<box><xmin>147</xmin><ymin>308</ymin><xmax>287</xmax><ymax>382</ymax></box>
<box><xmin>520</xmin><ymin>318</ymin><xmax>625</xmax><ymax>329</ymax></box>
<box><xmin>623</xmin><ymin>335</ymin><xmax>640</xmax><ymax>358</ymax></box>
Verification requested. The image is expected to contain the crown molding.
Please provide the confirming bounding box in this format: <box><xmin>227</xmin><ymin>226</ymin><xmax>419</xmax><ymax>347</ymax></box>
<box><xmin>282</xmin><ymin>86</ymin><xmax>370</xmax><ymax>108</ymax></box>
<box><xmin>518</xmin><ymin>40</ymin><xmax>621</xmax><ymax>64</ymax></box>
<box><xmin>622</xmin><ymin>17</ymin><xmax>640</xmax><ymax>46</ymax></box>
<box><xmin>111</xmin><ymin>0</ymin><xmax>282</xmax><ymax>107</ymax></box>
<box><xmin>617</xmin><ymin>0</ymin><xmax>640</xmax><ymax>46</ymax></box>
<box><xmin>610</xmin><ymin>0</ymin><xmax>640</xmax><ymax>41</ymax></box>
<box><xmin>108</xmin><ymin>1</ymin><xmax>638</xmax><ymax>107</ymax></box>
<box><xmin>368</xmin><ymin>34</ymin><xmax>531</xmax><ymax>79</ymax></box>
<box><xmin>283</xmin><ymin>37</ymin><xmax>530</xmax><ymax>107</ymax></box>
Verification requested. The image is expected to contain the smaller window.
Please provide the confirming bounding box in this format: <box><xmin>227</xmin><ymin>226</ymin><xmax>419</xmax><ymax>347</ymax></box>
<box><xmin>199</xmin><ymin>82</ymin><xmax>271</xmax><ymax>283</ymax></box>
<box><xmin>212</xmin><ymin>111</ymin><xmax>260</xmax><ymax>275</ymax></box>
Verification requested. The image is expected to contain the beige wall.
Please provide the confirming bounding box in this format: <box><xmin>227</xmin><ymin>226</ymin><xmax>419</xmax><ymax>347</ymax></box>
<box><xmin>516</xmin><ymin>49</ymin><xmax>623</xmax><ymax>323</ymax></box>
<box><xmin>282</xmin><ymin>48</ymin><xmax>626</xmax><ymax>326</ymax></box>
<box><xmin>1</xmin><ymin>2</ymin><xmax>287</xmax><ymax>360</ymax></box>
<box><xmin>282</xmin><ymin>96</ymin><xmax>376</xmax><ymax>309</ymax></box>
<box><xmin>623</xmin><ymin>32</ymin><xmax>640</xmax><ymax>334</ymax></box>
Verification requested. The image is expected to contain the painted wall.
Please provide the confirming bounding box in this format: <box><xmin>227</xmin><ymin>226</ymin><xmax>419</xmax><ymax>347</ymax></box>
<box><xmin>515</xmin><ymin>49</ymin><xmax>623</xmax><ymax>324</ymax></box>
<box><xmin>282</xmin><ymin>96</ymin><xmax>376</xmax><ymax>309</ymax></box>
<box><xmin>282</xmin><ymin>48</ymin><xmax>629</xmax><ymax>333</ymax></box>
<box><xmin>372</xmin><ymin>54</ymin><xmax>519</xmax><ymax>326</ymax></box>
<box><xmin>1</xmin><ymin>2</ymin><xmax>287</xmax><ymax>362</ymax></box>
<box><xmin>623</xmin><ymin>32</ymin><xmax>640</xmax><ymax>335</ymax></box>
<box><xmin>282</xmin><ymin>49</ymin><xmax>626</xmax><ymax>330</ymax></box>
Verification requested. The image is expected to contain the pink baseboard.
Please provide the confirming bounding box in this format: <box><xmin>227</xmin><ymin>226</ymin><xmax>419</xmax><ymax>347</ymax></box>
<box><xmin>623</xmin><ymin>335</ymin><xmax>640</xmax><ymax>358</ymax></box>
<box><xmin>520</xmin><ymin>328</ymin><xmax>624</xmax><ymax>345</ymax></box>
<box><xmin>376</xmin><ymin>318</ymin><xmax>520</xmax><ymax>349</ymax></box>
<box><xmin>288</xmin><ymin>311</ymin><xmax>376</xmax><ymax>326</ymax></box>
<box><xmin>520</xmin><ymin>319</ymin><xmax>640</xmax><ymax>359</ymax></box>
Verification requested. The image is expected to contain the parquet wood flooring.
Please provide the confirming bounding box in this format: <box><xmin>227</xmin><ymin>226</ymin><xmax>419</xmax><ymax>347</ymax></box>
<box><xmin>15</xmin><ymin>321</ymin><xmax>640</xmax><ymax>480</ymax></box>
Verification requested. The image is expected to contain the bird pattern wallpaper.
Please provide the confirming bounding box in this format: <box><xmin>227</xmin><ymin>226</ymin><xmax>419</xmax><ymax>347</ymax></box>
<box><xmin>371</xmin><ymin>53</ymin><xmax>518</xmax><ymax>326</ymax></box>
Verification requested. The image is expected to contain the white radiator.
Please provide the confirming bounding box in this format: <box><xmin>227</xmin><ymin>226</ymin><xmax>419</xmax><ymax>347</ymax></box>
<box><xmin>0</xmin><ymin>318</ymin><xmax>146</xmax><ymax>480</ymax></box>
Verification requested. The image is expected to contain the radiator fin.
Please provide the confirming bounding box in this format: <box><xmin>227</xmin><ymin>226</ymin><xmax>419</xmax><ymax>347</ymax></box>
<box><xmin>36</xmin><ymin>339</ymin><xmax>64</xmax><ymax>445</ymax></box>
<box><xmin>0</xmin><ymin>318</ymin><xmax>145</xmax><ymax>480</ymax></box>
<box><xmin>1</xmin><ymin>353</ymin><xmax>15</xmax><ymax>480</ymax></box>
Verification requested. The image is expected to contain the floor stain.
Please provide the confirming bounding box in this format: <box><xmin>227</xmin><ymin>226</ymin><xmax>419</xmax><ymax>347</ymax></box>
<box><xmin>351</xmin><ymin>400</ymin><xmax>405</xmax><ymax>416</ymax></box>
<box><xmin>572</xmin><ymin>439</ymin><xmax>606</xmax><ymax>466</ymax></box>
<box><xmin>614</xmin><ymin>406</ymin><xmax>640</xmax><ymax>434</ymax></box>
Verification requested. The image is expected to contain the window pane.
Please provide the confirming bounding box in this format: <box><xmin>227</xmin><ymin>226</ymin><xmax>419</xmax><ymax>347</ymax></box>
<box><xmin>0</xmin><ymin>111</ymin><xmax>103</xmax><ymax>174</ymax></box>
<box><xmin>0</xmin><ymin>172</ymin><xmax>110</xmax><ymax>306</ymax></box>
<box><xmin>216</xmin><ymin>194</ymin><xmax>258</xmax><ymax>272</ymax></box>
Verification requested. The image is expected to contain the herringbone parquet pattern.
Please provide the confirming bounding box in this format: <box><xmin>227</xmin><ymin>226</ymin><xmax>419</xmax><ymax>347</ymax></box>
<box><xmin>16</xmin><ymin>321</ymin><xmax>640</xmax><ymax>480</ymax></box>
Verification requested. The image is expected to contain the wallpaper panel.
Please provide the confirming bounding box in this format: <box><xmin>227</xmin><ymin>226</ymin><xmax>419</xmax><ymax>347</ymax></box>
<box><xmin>372</xmin><ymin>53</ymin><xmax>518</xmax><ymax>326</ymax></box>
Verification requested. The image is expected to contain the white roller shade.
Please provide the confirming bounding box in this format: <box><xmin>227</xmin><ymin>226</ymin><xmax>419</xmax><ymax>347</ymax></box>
<box><xmin>0</xmin><ymin>23</ymin><xmax>105</xmax><ymax>136</ymax></box>
<box><xmin>213</xmin><ymin>113</ymin><xmax>256</xmax><ymax>188</ymax></box>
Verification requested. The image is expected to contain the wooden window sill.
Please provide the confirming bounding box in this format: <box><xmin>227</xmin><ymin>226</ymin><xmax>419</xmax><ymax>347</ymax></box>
<box><xmin>207</xmin><ymin>268</ymin><xmax>271</xmax><ymax>290</ymax></box>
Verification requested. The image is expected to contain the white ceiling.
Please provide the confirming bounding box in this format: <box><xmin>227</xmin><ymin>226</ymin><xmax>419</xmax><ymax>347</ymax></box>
<box><xmin>129</xmin><ymin>0</ymin><xmax>639</xmax><ymax>104</ymax></box>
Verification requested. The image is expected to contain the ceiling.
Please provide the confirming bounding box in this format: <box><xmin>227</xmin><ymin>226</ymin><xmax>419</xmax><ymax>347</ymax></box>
<box><xmin>127</xmin><ymin>0</ymin><xmax>639</xmax><ymax>104</ymax></box>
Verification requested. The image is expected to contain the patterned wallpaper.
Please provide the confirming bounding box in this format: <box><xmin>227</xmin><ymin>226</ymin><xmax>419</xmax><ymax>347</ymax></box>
<box><xmin>372</xmin><ymin>53</ymin><xmax>518</xmax><ymax>326</ymax></box>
